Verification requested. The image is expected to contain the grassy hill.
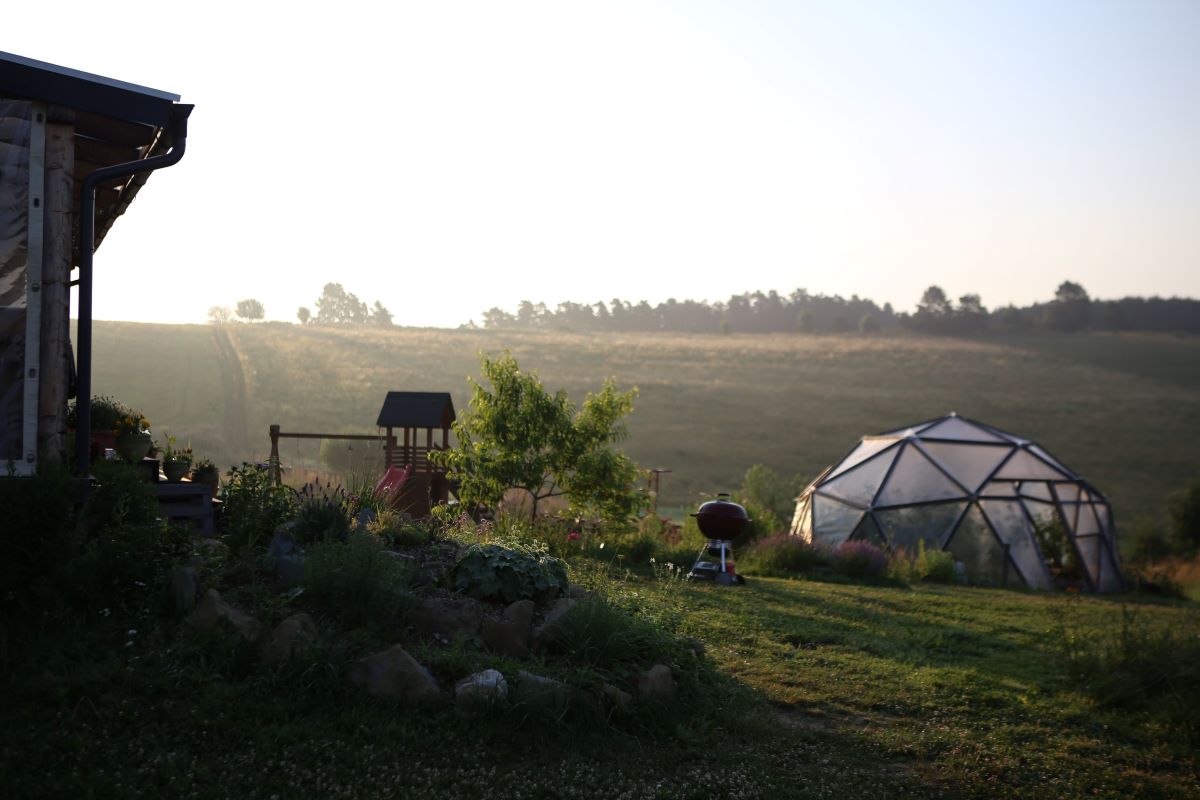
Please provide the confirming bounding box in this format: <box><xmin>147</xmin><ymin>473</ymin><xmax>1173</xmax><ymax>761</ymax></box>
<box><xmin>89</xmin><ymin>322</ymin><xmax>1200</xmax><ymax>530</ymax></box>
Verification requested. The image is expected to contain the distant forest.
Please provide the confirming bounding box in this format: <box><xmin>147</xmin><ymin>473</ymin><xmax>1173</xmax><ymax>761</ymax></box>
<box><xmin>475</xmin><ymin>282</ymin><xmax>1200</xmax><ymax>336</ymax></box>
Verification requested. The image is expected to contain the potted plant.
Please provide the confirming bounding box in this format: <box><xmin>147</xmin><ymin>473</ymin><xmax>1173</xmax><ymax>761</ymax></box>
<box><xmin>114</xmin><ymin>411</ymin><xmax>153</xmax><ymax>463</ymax></box>
<box><xmin>161</xmin><ymin>435</ymin><xmax>193</xmax><ymax>483</ymax></box>
<box><xmin>191</xmin><ymin>457</ymin><xmax>219</xmax><ymax>496</ymax></box>
<box><xmin>68</xmin><ymin>395</ymin><xmax>128</xmax><ymax>461</ymax></box>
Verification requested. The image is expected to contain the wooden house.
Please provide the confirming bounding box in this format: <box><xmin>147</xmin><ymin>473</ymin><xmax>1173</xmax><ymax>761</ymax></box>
<box><xmin>0</xmin><ymin>51</ymin><xmax>191</xmax><ymax>475</ymax></box>
<box><xmin>376</xmin><ymin>391</ymin><xmax>456</xmax><ymax>515</ymax></box>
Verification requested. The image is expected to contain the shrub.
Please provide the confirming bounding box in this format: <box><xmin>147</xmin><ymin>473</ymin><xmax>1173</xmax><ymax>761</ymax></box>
<box><xmin>832</xmin><ymin>540</ymin><xmax>889</xmax><ymax>579</ymax></box>
<box><xmin>1168</xmin><ymin>474</ymin><xmax>1200</xmax><ymax>554</ymax></box>
<box><xmin>0</xmin><ymin>463</ymin><xmax>79</xmax><ymax>629</ymax></box>
<box><xmin>304</xmin><ymin>532</ymin><xmax>415</xmax><ymax>628</ymax></box>
<box><xmin>293</xmin><ymin>495</ymin><xmax>351</xmax><ymax>544</ymax></box>
<box><xmin>85</xmin><ymin>459</ymin><xmax>159</xmax><ymax>535</ymax></box>
<box><xmin>453</xmin><ymin>541</ymin><xmax>569</xmax><ymax>604</ymax></box>
<box><xmin>220</xmin><ymin>463</ymin><xmax>296</xmax><ymax>550</ymax></box>
<box><xmin>889</xmin><ymin>540</ymin><xmax>958</xmax><ymax>584</ymax></box>
<box><xmin>1062</xmin><ymin>606</ymin><xmax>1200</xmax><ymax>747</ymax></box>
<box><xmin>542</xmin><ymin>596</ymin><xmax>677</xmax><ymax>680</ymax></box>
<box><xmin>738</xmin><ymin>535</ymin><xmax>831</xmax><ymax>577</ymax></box>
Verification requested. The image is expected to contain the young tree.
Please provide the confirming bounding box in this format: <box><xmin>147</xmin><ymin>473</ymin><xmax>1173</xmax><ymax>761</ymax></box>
<box><xmin>430</xmin><ymin>353</ymin><xmax>647</xmax><ymax>522</ymax></box>
<box><xmin>1046</xmin><ymin>280</ymin><xmax>1091</xmax><ymax>332</ymax></box>
<box><xmin>371</xmin><ymin>301</ymin><xmax>394</xmax><ymax>327</ymax></box>
<box><xmin>236</xmin><ymin>298</ymin><xmax>265</xmax><ymax>322</ymax></box>
<box><xmin>315</xmin><ymin>283</ymin><xmax>368</xmax><ymax>325</ymax></box>
<box><xmin>297</xmin><ymin>306</ymin><xmax>311</xmax><ymax>325</ymax></box>
<box><xmin>208</xmin><ymin>305</ymin><xmax>233</xmax><ymax>324</ymax></box>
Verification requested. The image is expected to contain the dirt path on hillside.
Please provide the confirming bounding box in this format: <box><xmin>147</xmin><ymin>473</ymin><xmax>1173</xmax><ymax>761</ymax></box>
<box><xmin>211</xmin><ymin>324</ymin><xmax>249</xmax><ymax>447</ymax></box>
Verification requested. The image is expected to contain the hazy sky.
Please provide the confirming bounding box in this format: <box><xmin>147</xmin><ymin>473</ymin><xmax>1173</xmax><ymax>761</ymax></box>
<box><xmin>8</xmin><ymin>0</ymin><xmax>1200</xmax><ymax>327</ymax></box>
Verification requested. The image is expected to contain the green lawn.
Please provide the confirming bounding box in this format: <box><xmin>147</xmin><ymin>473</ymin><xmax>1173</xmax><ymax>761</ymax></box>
<box><xmin>3</xmin><ymin>569</ymin><xmax>1195</xmax><ymax>799</ymax></box>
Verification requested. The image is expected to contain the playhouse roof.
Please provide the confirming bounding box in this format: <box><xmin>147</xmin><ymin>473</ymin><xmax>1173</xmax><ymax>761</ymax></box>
<box><xmin>376</xmin><ymin>392</ymin><xmax>456</xmax><ymax>429</ymax></box>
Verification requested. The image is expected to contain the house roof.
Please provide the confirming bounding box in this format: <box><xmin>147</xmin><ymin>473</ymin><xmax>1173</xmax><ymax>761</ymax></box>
<box><xmin>0</xmin><ymin>51</ymin><xmax>191</xmax><ymax>256</ymax></box>
<box><xmin>376</xmin><ymin>392</ymin><xmax>456</xmax><ymax>429</ymax></box>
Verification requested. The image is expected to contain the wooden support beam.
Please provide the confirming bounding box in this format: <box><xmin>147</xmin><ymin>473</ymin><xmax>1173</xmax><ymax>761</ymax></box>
<box><xmin>38</xmin><ymin>120</ymin><xmax>74</xmax><ymax>463</ymax></box>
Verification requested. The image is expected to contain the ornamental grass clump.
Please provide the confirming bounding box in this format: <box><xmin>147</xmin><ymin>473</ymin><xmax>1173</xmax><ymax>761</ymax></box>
<box><xmin>220</xmin><ymin>463</ymin><xmax>296</xmax><ymax>551</ymax></box>
<box><xmin>303</xmin><ymin>531</ymin><xmax>415</xmax><ymax>629</ymax></box>
<box><xmin>542</xmin><ymin>596</ymin><xmax>678</xmax><ymax>680</ymax></box>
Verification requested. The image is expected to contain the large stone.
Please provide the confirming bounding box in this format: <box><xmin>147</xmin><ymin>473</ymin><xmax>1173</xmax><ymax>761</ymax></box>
<box><xmin>481</xmin><ymin>600</ymin><xmax>535</xmax><ymax>658</ymax></box>
<box><xmin>568</xmin><ymin>584</ymin><xmax>596</xmax><ymax>600</ymax></box>
<box><xmin>190</xmin><ymin>589</ymin><xmax>262</xmax><ymax>642</ymax></box>
<box><xmin>267</xmin><ymin>531</ymin><xmax>295</xmax><ymax>558</ymax></box>
<box><xmin>602</xmin><ymin>683</ymin><xmax>633</xmax><ymax>710</ymax></box>
<box><xmin>261</xmin><ymin>613</ymin><xmax>317</xmax><ymax>663</ymax></box>
<box><xmin>169</xmin><ymin>566</ymin><xmax>199</xmax><ymax>613</ymax></box>
<box><xmin>513</xmin><ymin>670</ymin><xmax>571</xmax><ymax>710</ymax></box>
<box><xmin>409</xmin><ymin>597</ymin><xmax>484</xmax><ymax>639</ymax></box>
<box><xmin>347</xmin><ymin>644</ymin><xmax>440</xmax><ymax>703</ymax></box>
<box><xmin>276</xmin><ymin>554</ymin><xmax>306</xmax><ymax>588</ymax></box>
<box><xmin>637</xmin><ymin>664</ymin><xmax>675</xmax><ymax>701</ymax></box>
<box><xmin>530</xmin><ymin>598</ymin><xmax>577</xmax><ymax>650</ymax></box>
<box><xmin>455</xmin><ymin>669</ymin><xmax>509</xmax><ymax>709</ymax></box>
<box><xmin>684</xmin><ymin>637</ymin><xmax>706</xmax><ymax>658</ymax></box>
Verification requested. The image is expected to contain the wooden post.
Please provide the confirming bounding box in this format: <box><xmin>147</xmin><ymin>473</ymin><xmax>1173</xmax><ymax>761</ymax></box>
<box><xmin>441</xmin><ymin>425</ymin><xmax>448</xmax><ymax>451</ymax></box>
<box><xmin>269</xmin><ymin>424</ymin><xmax>281</xmax><ymax>484</ymax></box>
<box><xmin>385</xmin><ymin>426</ymin><xmax>394</xmax><ymax>467</ymax></box>
<box><xmin>403</xmin><ymin>427</ymin><xmax>410</xmax><ymax>469</ymax></box>
<box><xmin>38</xmin><ymin>115</ymin><xmax>73</xmax><ymax>462</ymax></box>
<box><xmin>425</xmin><ymin>427</ymin><xmax>432</xmax><ymax>472</ymax></box>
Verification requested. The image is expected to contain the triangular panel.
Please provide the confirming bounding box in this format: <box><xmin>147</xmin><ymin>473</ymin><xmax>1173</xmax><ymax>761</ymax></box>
<box><xmin>818</xmin><ymin>447</ymin><xmax>898</xmax><ymax>508</ymax></box>
<box><xmin>919</xmin><ymin>442</ymin><xmax>1012</xmax><ymax>494</ymax></box>
<box><xmin>1055</xmin><ymin>483</ymin><xmax>1081</xmax><ymax>504</ymax></box>
<box><xmin>811</xmin><ymin>496</ymin><xmax>864</xmax><ymax>547</ymax></box>
<box><xmin>993</xmin><ymin>450</ymin><xmax>1071</xmax><ymax>481</ymax></box>
<box><xmin>946</xmin><ymin>504</ymin><xmax>1007</xmax><ymax>585</ymax></box>
<box><xmin>1029</xmin><ymin>444</ymin><xmax>1074</xmax><ymax>478</ymax></box>
<box><xmin>1018</xmin><ymin>481</ymin><xmax>1054</xmax><ymax>502</ymax></box>
<box><xmin>980</xmin><ymin>480</ymin><xmax>1019</xmax><ymax>497</ymax></box>
<box><xmin>875</xmin><ymin>444</ymin><xmax>967</xmax><ymax>506</ymax></box>
<box><xmin>875</xmin><ymin>501</ymin><xmax>966</xmax><ymax>553</ymax></box>
<box><xmin>1074</xmin><ymin>503</ymin><xmax>1101</xmax><ymax>535</ymax></box>
<box><xmin>848</xmin><ymin>514</ymin><xmax>887</xmax><ymax>548</ymax></box>
<box><xmin>919</xmin><ymin>417</ymin><xmax>1007</xmax><ymax>443</ymax></box>
<box><xmin>979</xmin><ymin>500</ymin><xmax>1053</xmax><ymax>590</ymax></box>
<box><xmin>827</xmin><ymin>438</ymin><xmax>901</xmax><ymax>481</ymax></box>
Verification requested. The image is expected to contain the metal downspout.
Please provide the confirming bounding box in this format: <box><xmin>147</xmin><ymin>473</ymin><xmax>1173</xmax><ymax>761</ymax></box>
<box><xmin>74</xmin><ymin>103</ymin><xmax>193</xmax><ymax>476</ymax></box>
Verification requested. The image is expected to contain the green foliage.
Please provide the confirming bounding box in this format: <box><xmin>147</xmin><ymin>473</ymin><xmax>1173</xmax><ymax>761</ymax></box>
<box><xmin>293</xmin><ymin>495</ymin><xmax>352</xmax><ymax>544</ymax></box>
<box><xmin>542</xmin><ymin>596</ymin><xmax>678</xmax><ymax>680</ymax></box>
<box><xmin>235</xmin><ymin>298</ymin><xmax>265</xmax><ymax>321</ymax></box>
<box><xmin>737</xmin><ymin>464</ymin><xmax>800</xmax><ymax>534</ymax></box>
<box><xmin>888</xmin><ymin>540</ymin><xmax>958</xmax><ymax>584</ymax></box>
<box><xmin>1062</xmin><ymin>605</ymin><xmax>1200</xmax><ymax>747</ymax></box>
<box><xmin>431</xmin><ymin>352</ymin><xmax>648</xmax><ymax>524</ymax></box>
<box><xmin>85</xmin><ymin>460</ymin><xmax>160</xmax><ymax>534</ymax></box>
<box><xmin>0</xmin><ymin>463</ymin><xmax>79</xmax><ymax>629</ymax></box>
<box><xmin>66</xmin><ymin>394</ymin><xmax>127</xmax><ymax>432</ymax></box>
<box><xmin>1034</xmin><ymin>515</ymin><xmax>1079</xmax><ymax>578</ymax></box>
<box><xmin>366</xmin><ymin>509</ymin><xmax>436</xmax><ymax>548</ymax></box>
<box><xmin>452</xmin><ymin>541</ymin><xmax>569</xmax><ymax>604</ymax></box>
<box><xmin>1167</xmin><ymin>473</ymin><xmax>1200</xmax><ymax>553</ymax></box>
<box><xmin>220</xmin><ymin>463</ymin><xmax>296</xmax><ymax>550</ymax></box>
<box><xmin>738</xmin><ymin>535</ymin><xmax>831</xmax><ymax>577</ymax></box>
<box><xmin>303</xmin><ymin>532</ymin><xmax>415</xmax><ymax>628</ymax></box>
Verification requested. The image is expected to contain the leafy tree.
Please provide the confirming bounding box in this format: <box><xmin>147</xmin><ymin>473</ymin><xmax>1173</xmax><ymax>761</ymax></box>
<box><xmin>315</xmin><ymin>283</ymin><xmax>369</xmax><ymax>325</ymax></box>
<box><xmin>859</xmin><ymin>313</ymin><xmax>880</xmax><ymax>334</ymax></box>
<box><xmin>1046</xmin><ymin>280</ymin><xmax>1091</xmax><ymax>332</ymax></box>
<box><xmin>208</xmin><ymin>306</ymin><xmax>232</xmax><ymax>324</ymax></box>
<box><xmin>371</xmin><ymin>301</ymin><xmax>394</xmax><ymax>327</ymax></box>
<box><xmin>918</xmin><ymin>285</ymin><xmax>952</xmax><ymax>318</ymax></box>
<box><xmin>297</xmin><ymin>307</ymin><xmax>311</xmax><ymax>325</ymax></box>
<box><xmin>236</xmin><ymin>298</ymin><xmax>265</xmax><ymax>322</ymax></box>
<box><xmin>430</xmin><ymin>353</ymin><xmax>647</xmax><ymax>523</ymax></box>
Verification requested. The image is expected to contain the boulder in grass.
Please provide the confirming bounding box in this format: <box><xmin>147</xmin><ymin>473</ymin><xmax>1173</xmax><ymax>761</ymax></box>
<box><xmin>455</xmin><ymin>669</ymin><xmax>509</xmax><ymax>709</ymax></box>
<box><xmin>261</xmin><ymin>613</ymin><xmax>317</xmax><ymax>664</ymax></box>
<box><xmin>347</xmin><ymin>644</ymin><xmax>440</xmax><ymax>703</ymax></box>
<box><xmin>481</xmin><ymin>599</ymin><xmax>536</xmax><ymax>658</ymax></box>
<box><xmin>513</xmin><ymin>670</ymin><xmax>572</xmax><ymax>710</ymax></box>
<box><xmin>190</xmin><ymin>589</ymin><xmax>262</xmax><ymax>642</ymax></box>
<box><xmin>276</xmin><ymin>554</ymin><xmax>306</xmax><ymax>588</ymax></box>
<box><xmin>602</xmin><ymin>683</ymin><xmax>633</xmax><ymax>710</ymax></box>
<box><xmin>169</xmin><ymin>566</ymin><xmax>199</xmax><ymax>613</ymax></box>
<box><xmin>409</xmin><ymin>596</ymin><xmax>484</xmax><ymax>640</ymax></box>
<box><xmin>637</xmin><ymin>664</ymin><xmax>675</xmax><ymax>701</ymax></box>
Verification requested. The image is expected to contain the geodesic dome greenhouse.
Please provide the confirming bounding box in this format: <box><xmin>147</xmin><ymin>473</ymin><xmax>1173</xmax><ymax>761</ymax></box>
<box><xmin>790</xmin><ymin>413</ymin><xmax>1121</xmax><ymax>592</ymax></box>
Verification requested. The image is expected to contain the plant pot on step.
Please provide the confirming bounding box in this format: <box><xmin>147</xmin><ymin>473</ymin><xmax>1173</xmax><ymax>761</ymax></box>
<box><xmin>163</xmin><ymin>458</ymin><xmax>191</xmax><ymax>483</ymax></box>
<box><xmin>115</xmin><ymin>431</ymin><xmax>153</xmax><ymax>463</ymax></box>
<box><xmin>191</xmin><ymin>466</ymin><xmax>219</xmax><ymax>496</ymax></box>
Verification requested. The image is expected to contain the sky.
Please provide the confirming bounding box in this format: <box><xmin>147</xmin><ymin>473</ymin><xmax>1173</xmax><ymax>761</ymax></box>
<box><xmin>7</xmin><ymin>0</ymin><xmax>1200</xmax><ymax>328</ymax></box>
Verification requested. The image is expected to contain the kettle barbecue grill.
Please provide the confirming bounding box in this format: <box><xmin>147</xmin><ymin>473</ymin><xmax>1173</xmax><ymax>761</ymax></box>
<box><xmin>687</xmin><ymin>493</ymin><xmax>748</xmax><ymax>586</ymax></box>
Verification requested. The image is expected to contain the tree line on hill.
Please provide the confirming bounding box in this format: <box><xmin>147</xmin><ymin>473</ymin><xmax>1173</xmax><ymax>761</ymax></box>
<box><xmin>474</xmin><ymin>282</ymin><xmax>1200</xmax><ymax>336</ymax></box>
<box><xmin>208</xmin><ymin>284</ymin><xmax>394</xmax><ymax>327</ymax></box>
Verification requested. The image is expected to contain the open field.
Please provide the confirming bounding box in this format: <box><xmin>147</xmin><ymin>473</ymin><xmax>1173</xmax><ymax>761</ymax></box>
<box><xmin>89</xmin><ymin>322</ymin><xmax>1200</xmax><ymax>531</ymax></box>
<box><xmin>3</xmin><ymin>568</ymin><xmax>1196</xmax><ymax>799</ymax></box>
